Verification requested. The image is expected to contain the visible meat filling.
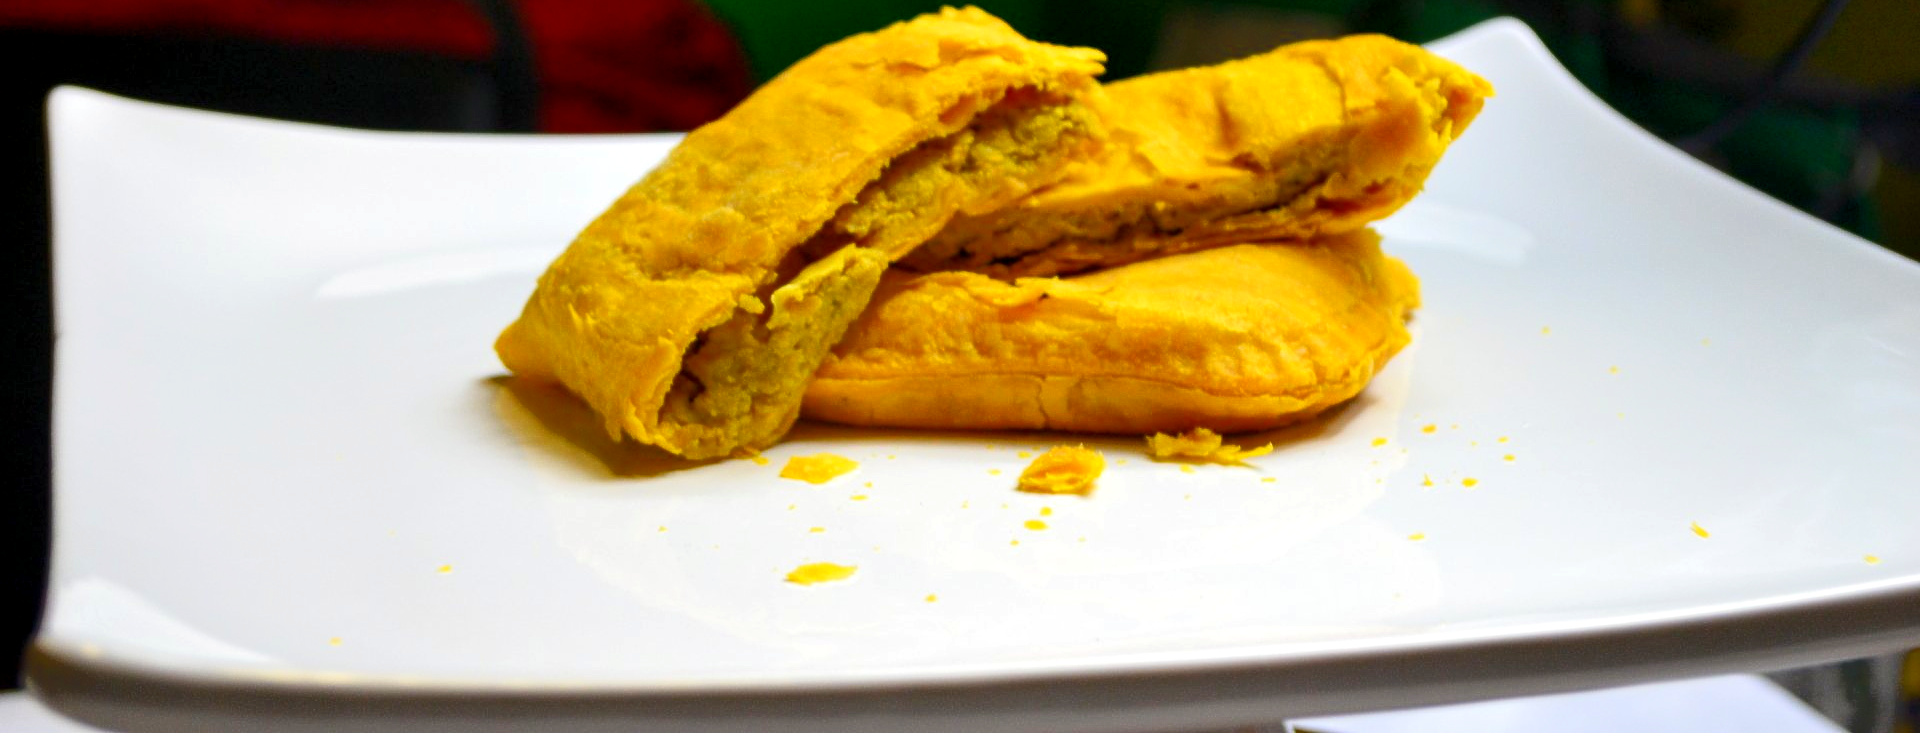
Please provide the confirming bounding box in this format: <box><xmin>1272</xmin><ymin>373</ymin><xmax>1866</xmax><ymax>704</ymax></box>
<box><xmin>900</xmin><ymin>139</ymin><xmax>1349</xmax><ymax>278</ymax></box>
<box><xmin>804</xmin><ymin>87</ymin><xmax>1102</xmax><ymax>260</ymax></box>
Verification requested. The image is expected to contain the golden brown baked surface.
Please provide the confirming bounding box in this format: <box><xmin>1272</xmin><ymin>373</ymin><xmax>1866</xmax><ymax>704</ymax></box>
<box><xmin>494</xmin><ymin>8</ymin><xmax>1106</xmax><ymax>458</ymax></box>
<box><xmin>804</xmin><ymin>230</ymin><xmax>1419</xmax><ymax>433</ymax></box>
<box><xmin>900</xmin><ymin>34</ymin><xmax>1490</xmax><ymax>278</ymax></box>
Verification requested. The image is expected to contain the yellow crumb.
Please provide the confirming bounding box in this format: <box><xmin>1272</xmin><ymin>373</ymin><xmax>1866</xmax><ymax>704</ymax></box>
<box><xmin>1024</xmin><ymin>519</ymin><xmax>1048</xmax><ymax>531</ymax></box>
<box><xmin>808</xmin><ymin>527</ymin><xmax>825</xmax><ymax>534</ymax></box>
<box><xmin>1115</xmin><ymin>458</ymin><xmax>1128</xmax><ymax>465</ymax></box>
<box><xmin>1609</xmin><ymin>365</ymin><xmax>1621</xmax><ymax>375</ymax></box>
<box><xmin>1461</xmin><ymin>477</ymin><xmax>1479</xmax><ymax>488</ymax></box>
<box><xmin>988</xmin><ymin>468</ymin><xmax>1002</xmax><ymax>476</ymax></box>
<box><xmin>925</xmin><ymin>594</ymin><xmax>938</xmax><ymax>602</ymax></box>
<box><xmin>1371</xmin><ymin>437</ymin><xmax>1388</xmax><ymax>447</ymax></box>
<box><xmin>1408</xmin><ymin>533</ymin><xmax>1426</xmax><ymax>541</ymax></box>
<box><xmin>779</xmin><ymin>453</ymin><xmax>858</xmax><ymax>484</ymax></box>
<box><xmin>1260</xmin><ymin>477</ymin><xmax>1276</xmax><ymax>483</ymax></box>
<box><xmin>436</xmin><ymin>564</ymin><xmax>452</xmax><ymax>574</ymax></box>
<box><xmin>1009</xmin><ymin>539</ymin><xmax>1020</xmax><ymax>546</ymax></box>
<box><xmin>1144</xmin><ymin>427</ymin><xmax>1274</xmax><ymax>464</ymax></box>
<box><xmin>1017</xmin><ymin>451</ymin><xmax>1032</xmax><ymax>458</ymax></box>
<box><xmin>850</xmin><ymin>494</ymin><xmax>868</xmax><ymax>501</ymax></box>
<box><xmin>658</xmin><ymin>525</ymin><xmax>668</xmax><ymax>532</ymax></box>
<box><xmin>1421</xmin><ymin>424</ymin><xmax>1436</xmax><ymax>434</ymax></box>
<box><xmin>1016</xmin><ymin>445</ymin><xmax>1105</xmax><ymax>495</ymax></box>
<box><xmin>885</xmin><ymin>455</ymin><xmax>896</xmax><ymax>460</ymax></box>
<box><xmin>1503</xmin><ymin>454</ymin><xmax>1515</xmax><ymax>462</ymax></box>
<box><xmin>1179</xmin><ymin>464</ymin><xmax>1195</xmax><ymax>473</ymax></box>
<box><xmin>749</xmin><ymin>455</ymin><xmax>770</xmax><ymax>466</ymax></box>
<box><xmin>1864</xmin><ymin>554</ymin><xmax>1881</xmax><ymax>565</ymax></box>
<box><xmin>1497</xmin><ymin>436</ymin><xmax>1509</xmax><ymax>443</ymax></box>
<box><xmin>864</xmin><ymin>481</ymin><xmax>873</xmax><ymax>488</ymax></box>
<box><xmin>328</xmin><ymin>637</ymin><xmax>342</xmax><ymax>647</ymax></box>
<box><xmin>1421</xmin><ymin>474</ymin><xmax>1434</xmax><ymax>487</ymax></box>
<box><xmin>1541</xmin><ymin>326</ymin><xmax>1551</xmax><ymax>335</ymax></box>
<box><xmin>785</xmin><ymin>504</ymin><xmax>795</xmax><ymax>511</ymax></box>
<box><xmin>784</xmin><ymin>562</ymin><xmax>856</xmax><ymax>585</ymax></box>
<box><xmin>1077</xmin><ymin>536</ymin><xmax>1086</xmax><ymax>542</ymax></box>
<box><xmin>1040</xmin><ymin>507</ymin><xmax>1053</xmax><ymax>516</ymax></box>
<box><xmin>961</xmin><ymin>501</ymin><xmax>969</xmax><ymax>509</ymax></box>
<box><xmin>1691</xmin><ymin>522</ymin><xmax>1710</xmax><ymax>538</ymax></box>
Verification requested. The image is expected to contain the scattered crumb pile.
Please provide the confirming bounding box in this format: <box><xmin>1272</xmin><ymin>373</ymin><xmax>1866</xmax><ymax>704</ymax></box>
<box><xmin>1016</xmin><ymin>445</ymin><xmax>1104</xmax><ymax>494</ymax></box>
<box><xmin>1144</xmin><ymin>427</ymin><xmax>1273</xmax><ymax>464</ymax></box>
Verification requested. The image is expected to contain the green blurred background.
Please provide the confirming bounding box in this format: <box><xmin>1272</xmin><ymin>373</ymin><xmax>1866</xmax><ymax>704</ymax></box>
<box><xmin>701</xmin><ymin>0</ymin><xmax>1920</xmax><ymax>258</ymax></box>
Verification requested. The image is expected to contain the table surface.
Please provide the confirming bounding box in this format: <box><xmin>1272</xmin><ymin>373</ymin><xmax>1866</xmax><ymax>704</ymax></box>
<box><xmin>4</xmin><ymin>675</ymin><xmax>1843</xmax><ymax>733</ymax></box>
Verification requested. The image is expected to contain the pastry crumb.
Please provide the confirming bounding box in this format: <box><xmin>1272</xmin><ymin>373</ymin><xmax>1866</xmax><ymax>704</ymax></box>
<box><xmin>925</xmin><ymin>593</ymin><xmax>938</xmax><ymax>602</ymax></box>
<box><xmin>750</xmin><ymin>455</ymin><xmax>770</xmax><ymax>466</ymax></box>
<box><xmin>1691</xmin><ymin>522</ymin><xmax>1710</xmax><ymax>539</ymax></box>
<box><xmin>1421</xmin><ymin>424</ymin><xmax>1436</xmax><ymax>434</ymax></box>
<box><xmin>1461</xmin><ymin>477</ymin><xmax>1479</xmax><ymax>488</ymax></box>
<box><xmin>1144</xmin><ymin>427</ymin><xmax>1273</xmax><ymax>464</ymax></box>
<box><xmin>1024</xmin><ymin>519</ymin><xmax>1048</xmax><ymax>531</ymax></box>
<box><xmin>779</xmin><ymin>453</ymin><xmax>858</xmax><ymax>484</ymax></box>
<box><xmin>785</xmin><ymin>562</ymin><xmax>857</xmax><ymax>585</ymax></box>
<box><xmin>1408</xmin><ymin>533</ymin><xmax>1426</xmax><ymax>541</ymax></box>
<box><xmin>1016</xmin><ymin>445</ymin><xmax>1105</xmax><ymax>495</ymax></box>
<box><xmin>1865</xmin><ymin>554</ymin><xmax>1881</xmax><ymax>565</ymax></box>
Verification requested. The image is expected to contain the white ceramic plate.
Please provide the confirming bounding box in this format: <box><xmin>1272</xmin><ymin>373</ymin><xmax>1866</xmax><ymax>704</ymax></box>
<box><xmin>30</xmin><ymin>18</ymin><xmax>1920</xmax><ymax>733</ymax></box>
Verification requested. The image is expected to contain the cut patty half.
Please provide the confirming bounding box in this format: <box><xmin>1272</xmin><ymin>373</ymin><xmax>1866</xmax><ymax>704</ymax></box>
<box><xmin>899</xmin><ymin>34</ymin><xmax>1491</xmax><ymax>278</ymax></box>
<box><xmin>496</xmin><ymin>8</ymin><xmax>1107</xmax><ymax>458</ymax></box>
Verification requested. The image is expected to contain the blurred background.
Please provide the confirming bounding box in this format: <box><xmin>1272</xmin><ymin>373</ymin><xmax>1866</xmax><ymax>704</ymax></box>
<box><xmin>1</xmin><ymin>0</ymin><xmax>1915</xmax><ymax>730</ymax></box>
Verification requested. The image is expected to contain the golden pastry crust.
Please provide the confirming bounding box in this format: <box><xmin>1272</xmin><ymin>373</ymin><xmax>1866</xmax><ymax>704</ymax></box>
<box><xmin>804</xmin><ymin>231</ymin><xmax>1419</xmax><ymax>433</ymax></box>
<box><xmin>495</xmin><ymin>8</ymin><xmax>1106</xmax><ymax>458</ymax></box>
<box><xmin>901</xmin><ymin>35</ymin><xmax>1490</xmax><ymax>278</ymax></box>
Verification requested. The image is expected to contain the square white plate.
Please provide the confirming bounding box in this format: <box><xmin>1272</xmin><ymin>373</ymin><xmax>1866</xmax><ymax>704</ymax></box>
<box><xmin>29</xmin><ymin>18</ymin><xmax>1920</xmax><ymax>733</ymax></box>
